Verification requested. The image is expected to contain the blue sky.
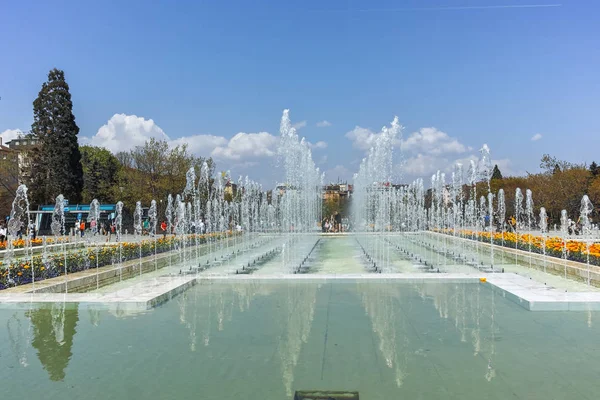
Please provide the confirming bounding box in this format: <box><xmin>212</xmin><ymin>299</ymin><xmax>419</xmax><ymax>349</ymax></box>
<box><xmin>1</xmin><ymin>0</ymin><xmax>599</xmax><ymax>187</ymax></box>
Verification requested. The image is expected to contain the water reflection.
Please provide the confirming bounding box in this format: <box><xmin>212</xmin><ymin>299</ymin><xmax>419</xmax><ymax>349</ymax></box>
<box><xmin>88</xmin><ymin>308</ymin><xmax>101</xmax><ymax>327</ymax></box>
<box><xmin>276</xmin><ymin>282</ymin><xmax>317</xmax><ymax>397</ymax></box>
<box><xmin>179</xmin><ymin>280</ymin><xmax>273</xmax><ymax>351</ymax></box>
<box><xmin>26</xmin><ymin>302</ymin><xmax>79</xmax><ymax>381</ymax></box>
<box><xmin>176</xmin><ymin>280</ymin><xmax>318</xmax><ymax>397</ymax></box>
<box><xmin>357</xmin><ymin>281</ymin><xmax>410</xmax><ymax>388</ymax></box>
<box><xmin>416</xmin><ymin>282</ymin><xmax>496</xmax><ymax>382</ymax></box>
<box><xmin>7</xmin><ymin>312</ymin><xmax>30</xmax><ymax>367</ymax></box>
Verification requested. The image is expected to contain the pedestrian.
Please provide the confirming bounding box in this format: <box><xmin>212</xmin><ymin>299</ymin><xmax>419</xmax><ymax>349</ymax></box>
<box><xmin>335</xmin><ymin>211</ymin><xmax>342</xmax><ymax>233</ymax></box>
<box><xmin>160</xmin><ymin>220</ymin><xmax>168</xmax><ymax>238</ymax></box>
<box><xmin>79</xmin><ymin>220</ymin><xmax>85</xmax><ymax>237</ymax></box>
<box><xmin>108</xmin><ymin>221</ymin><xmax>115</xmax><ymax>242</ymax></box>
<box><xmin>90</xmin><ymin>218</ymin><xmax>97</xmax><ymax>235</ymax></box>
<box><xmin>28</xmin><ymin>220</ymin><xmax>36</xmax><ymax>240</ymax></box>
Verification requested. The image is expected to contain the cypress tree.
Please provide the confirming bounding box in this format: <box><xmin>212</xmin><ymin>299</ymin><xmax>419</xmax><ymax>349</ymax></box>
<box><xmin>30</xmin><ymin>69</ymin><xmax>84</xmax><ymax>204</ymax></box>
<box><xmin>590</xmin><ymin>161</ymin><xmax>599</xmax><ymax>177</ymax></box>
<box><xmin>491</xmin><ymin>164</ymin><xmax>503</xmax><ymax>180</ymax></box>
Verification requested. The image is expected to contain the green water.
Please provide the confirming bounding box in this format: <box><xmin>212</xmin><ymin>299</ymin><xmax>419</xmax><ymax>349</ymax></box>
<box><xmin>2</xmin><ymin>280</ymin><xmax>600</xmax><ymax>400</ymax></box>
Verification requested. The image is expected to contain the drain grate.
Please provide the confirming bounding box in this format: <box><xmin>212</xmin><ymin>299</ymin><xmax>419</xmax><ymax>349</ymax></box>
<box><xmin>294</xmin><ymin>391</ymin><xmax>359</xmax><ymax>400</ymax></box>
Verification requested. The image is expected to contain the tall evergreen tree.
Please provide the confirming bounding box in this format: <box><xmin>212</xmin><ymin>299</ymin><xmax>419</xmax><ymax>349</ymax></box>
<box><xmin>30</xmin><ymin>69</ymin><xmax>84</xmax><ymax>204</ymax></box>
<box><xmin>590</xmin><ymin>161</ymin><xmax>599</xmax><ymax>177</ymax></box>
<box><xmin>491</xmin><ymin>164</ymin><xmax>503</xmax><ymax>180</ymax></box>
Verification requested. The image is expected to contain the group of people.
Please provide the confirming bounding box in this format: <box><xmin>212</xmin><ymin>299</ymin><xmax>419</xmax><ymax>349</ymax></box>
<box><xmin>0</xmin><ymin>221</ymin><xmax>37</xmax><ymax>242</ymax></box>
<box><xmin>322</xmin><ymin>212</ymin><xmax>343</xmax><ymax>233</ymax></box>
<box><xmin>158</xmin><ymin>220</ymin><xmax>207</xmax><ymax>237</ymax></box>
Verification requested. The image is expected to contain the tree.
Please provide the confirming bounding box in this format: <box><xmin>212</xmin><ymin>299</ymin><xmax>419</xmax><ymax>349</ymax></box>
<box><xmin>0</xmin><ymin>147</ymin><xmax>20</xmax><ymax>218</ymax></box>
<box><xmin>491</xmin><ymin>164</ymin><xmax>503</xmax><ymax>180</ymax></box>
<box><xmin>589</xmin><ymin>175</ymin><xmax>600</xmax><ymax>213</ymax></box>
<box><xmin>29</xmin><ymin>69</ymin><xmax>84</xmax><ymax>205</ymax></box>
<box><xmin>113</xmin><ymin>138</ymin><xmax>214</xmax><ymax>219</ymax></box>
<box><xmin>553</xmin><ymin>164</ymin><xmax>561</xmax><ymax>175</ymax></box>
<box><xmin>27</xmin><ymin>305</ymin><xmax>79</xmax><ymax>381</ymax></box>
<box><xmin>80</xmin><ymin>146</ymin><xmax>121</xmax><ymax>203</ymax></box>
<box><xmin>540</xmin><ymin>154</ymin><xmax>581</xmax><ymax>175</ymax></box>
<box><xmin>590</xmin><ymin>161</ymin><xmax>599</xmax><ymax>177</ymax></box>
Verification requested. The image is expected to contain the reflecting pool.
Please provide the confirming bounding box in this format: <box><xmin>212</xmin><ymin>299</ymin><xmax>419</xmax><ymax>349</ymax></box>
<box><xmin>2</xmin><ymin>280</ymin><xmax>599</xmax><ymax>400</ymax></box>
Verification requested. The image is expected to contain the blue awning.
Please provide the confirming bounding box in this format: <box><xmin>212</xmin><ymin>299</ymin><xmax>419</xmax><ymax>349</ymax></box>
<box><xmin>39</xmin><ymin>204</ymin><xmax>117</xmax><ymax>212</ymax></box>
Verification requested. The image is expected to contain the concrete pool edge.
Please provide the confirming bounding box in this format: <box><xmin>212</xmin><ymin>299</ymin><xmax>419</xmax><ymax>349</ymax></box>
<box><xmin>2</xmin><ymin>273</ymin><xmax>600</xmax><ymax>312</ymax></box>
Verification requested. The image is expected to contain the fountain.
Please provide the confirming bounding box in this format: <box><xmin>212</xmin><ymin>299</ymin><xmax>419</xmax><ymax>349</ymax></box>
<box><xmin>515</xmin><ymin>188</ymin><xmax>524</xmax><ymax>265</ymax></box>
<box><xmin>525</xmin><ymin>189</ymin><xmax>535</xmax><ymax>267</ymax></box>
<box><xmin>1</xmin><ymin>109</ymin><xmax>598</xmax><ymax>298</ymax></box>
<box><xmin>115</xmin><ymin>201</ymin><xmax>124</xmax><ymax>281</ymax></box>
<box><xmin>540</xmin><ymin>207</ymin><xmax>548</xmax><ymax>273</ymax></box>
<box><xmin>560</xmin><ymin>209</ymin><xmax>568</xmax><ymax>279</ymax></box>
<box><xmin>4</xmin><ymin>185</ymin><xmax>30</xmax><ymax>288</ymax></box>
<box><xmin>89</xmin><ymin>199</ymin><xmax>101</xmax><ymax>288</ymax></box>
<box><xmin>580</xmin><ymin>195</ymin><xmax>594</xmax><ymax>285</ymax></box>
<box><xmin>134</xmin><ymin>201</ymin><xmax>143</xmax><ymax>276</ymax></box>
<box><xmin>498</xmin><ymin>189</ymin><xmax>506</xmax><ymax>265</ymax></box>
<box><xmin>149</xmin><ymin>199</ymin><xmax>158</xmax><ymax>271</ymax></box>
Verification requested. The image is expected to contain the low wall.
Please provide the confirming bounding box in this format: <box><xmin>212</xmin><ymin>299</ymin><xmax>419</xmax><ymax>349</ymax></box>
<box><xmin>3</xmin><ymin>237</ymin><xmax>240</xmax><ymax>294</ymax></box>
<box><xmin>427</xmin><ymin>231</ymin><xmax>600</xmax><ymax>287</ymax></box>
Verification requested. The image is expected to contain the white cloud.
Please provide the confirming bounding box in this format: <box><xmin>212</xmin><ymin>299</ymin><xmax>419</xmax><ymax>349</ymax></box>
<box><xmin>292</xmin><ymin>120</ymin><xmax>307</xmax><ymax>130</ymax></box>
<box><xmin>346</xmin><ymin>124</ymin><xmax>487</xmax><ymax>182</ymax></box>
<box><xmin>170</xmin><ymin>134</ymin><xmax>228</xmax><ymax>155</ymax></box>
<box><xmin>211</xmin><ymin>132</ymin><xmax>279</xmax><ymax>161</ymax></box>
<box><xmin>401</xmin><ymin>154</ymin><xmax>446</xmax><ymax>177</ymax></box>
<box><xmin>318</xmin><ymin>155</ymin><xmax>328</xmax><ymax>165</ymax></box>
<box><xmin>88</xmin><ymin>114</ymin><xmax>169</xmax><ymax>153</ymax></box>
<box><xmin>87</xmin><ymin>114</ymin><xmax>281</xmax><ymax>162</ymax></box>
<box><xmin>0</xmin><ymin>129</ymin><xmax>25</xmax><ymax>145</ymax></box>
<box><xmin>309</xmin><ymin>140</ymin><xmax>328</xmax><ymax>150</ymax></box>
<box><xmin>316</xmin><ymin>120</ymin><xmax>332</xmax><ymax>127</ymax></box>
<box><xmin>345</xmin><ymin>126</ymin><xmax>383</xmax><ymax>151</ymax></box>
<box><xmin>402</xmin><ymin>127</ymin><xmax>469</xmax><ymax>155</ymax></box>
<box><xmin>531</xmin><ymin>133</ymin><xmax>543</xmax><ymax>141</ymax></box>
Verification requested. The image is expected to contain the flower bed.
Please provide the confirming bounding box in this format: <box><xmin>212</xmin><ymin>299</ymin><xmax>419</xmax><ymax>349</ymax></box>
<box><xmin>0</xmin><ymin>232</ymin><xmax>235</xmax><ymax>290</ymax></box>
<box><xmin>433</xmin><ymin>229</ymin><xmax>600</xmax><ymax>267</ymax></box>
<box><xmin>0</xmin><ymin>237</ymin><xmax>70</xmax><ymax>250</ymax></box>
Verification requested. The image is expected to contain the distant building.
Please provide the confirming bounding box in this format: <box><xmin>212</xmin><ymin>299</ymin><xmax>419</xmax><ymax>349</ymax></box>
<box><xmin>5</xmin><ymin>133</ymin><xmax>40</xmax><ymax>185</ymax></box>
<box><xmin>322</xmin><ymin>182</ymin><xmax>353</xmax><ymax>201</ymax></box>
<box><xmin>224</xmin><ymin>181</ymin><xmax>238</xmax><ymax>198</ymax></box>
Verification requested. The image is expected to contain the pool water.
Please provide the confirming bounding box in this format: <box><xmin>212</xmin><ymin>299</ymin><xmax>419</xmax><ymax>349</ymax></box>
<box><xmin>2</xmin><ymin>280</ymin><xmax>599</xmax><ymax>400</ymax></box>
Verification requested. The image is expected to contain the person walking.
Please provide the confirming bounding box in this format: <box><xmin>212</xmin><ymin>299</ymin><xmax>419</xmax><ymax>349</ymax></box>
<box><xmin>334</xmin><ymin>212</ymin><xmax>342</xmax><ymax>233</ymax></box>
<box><xmin>28</xmin><ymin>220</ymin><xmax>37</xmax><ymax>240</ymax></box>
<box><xmin>108</xmin><ymin>221</ymin><xmax>115</xmax><ymax>242</ymax></box>
<box><xmin>160</xmin><ymin>220</ymin><xmax>168</xmax><ymax>238</ymax></box>
<box><xmin>79</xmin><ymin>220</ymin><xmax>86</xmax><ymax>237</ymax></box>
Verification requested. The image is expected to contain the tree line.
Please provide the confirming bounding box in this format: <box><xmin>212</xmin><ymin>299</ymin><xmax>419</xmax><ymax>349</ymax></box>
<box><xmin>484</xmin><ymin>155</ymin><xmax>600</xmax><ymax>225</ymax></box>
<box><xmin>5</xmin><ymin>68</ymin><xmax>216</xmax><ymax>218</ymax></box>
